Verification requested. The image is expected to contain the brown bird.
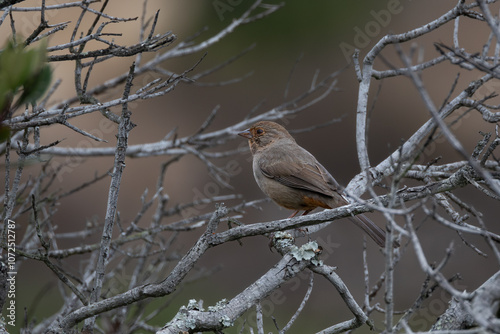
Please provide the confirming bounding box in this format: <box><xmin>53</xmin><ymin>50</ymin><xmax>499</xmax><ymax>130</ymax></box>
<box><xmin>238</xmin><ymin>120</ymin><xmax>388</xmax><ymax>247</ymax></box>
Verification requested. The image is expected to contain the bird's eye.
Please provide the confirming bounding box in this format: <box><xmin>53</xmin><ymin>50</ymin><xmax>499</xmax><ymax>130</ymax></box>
<box><xmin>256</xmin><ymin>128</ymin><xmax>264</xmax><ymax>135</ymax></box>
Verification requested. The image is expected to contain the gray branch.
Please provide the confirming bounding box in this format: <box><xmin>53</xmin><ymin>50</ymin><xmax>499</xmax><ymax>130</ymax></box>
<box><xmin>432</xmin><ymin>270</ymin><xmax>500</xmax><ymax>332</ymax></box>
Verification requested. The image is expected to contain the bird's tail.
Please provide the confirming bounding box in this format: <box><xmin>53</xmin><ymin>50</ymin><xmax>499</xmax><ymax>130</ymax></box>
<box><xmin>348</xmin><ymin>214</ymin><xmax>398</xmax><ymax>248</ymax></box>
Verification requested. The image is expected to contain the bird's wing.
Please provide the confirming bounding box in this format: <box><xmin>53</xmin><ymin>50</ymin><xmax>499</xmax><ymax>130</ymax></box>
<box><xmin>258</xmin><ymin>147</ymin><xmax>340</xmax><ymax>198</ymax></box>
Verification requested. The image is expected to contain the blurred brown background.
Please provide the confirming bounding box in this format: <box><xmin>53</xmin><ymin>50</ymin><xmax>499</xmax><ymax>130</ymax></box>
<box><xmin>2</xmin><ymin>0</ymin><xmax>500</xmax><ymax>332</ymax></box>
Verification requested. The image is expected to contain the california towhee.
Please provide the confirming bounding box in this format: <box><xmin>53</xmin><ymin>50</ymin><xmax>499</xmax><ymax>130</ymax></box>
<box><xmin>238</xmin><ymin>120</ymin><xmax>388</xmax><ymax>247</ymax></box>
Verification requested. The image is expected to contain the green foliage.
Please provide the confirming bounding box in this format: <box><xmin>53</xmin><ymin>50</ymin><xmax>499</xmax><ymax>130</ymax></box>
<box><xmin>0</xmin><ymin>126</ymin><xmax>10</xmax><ymax>142</ymax></box>
<box><xmin>17</xmin><ymin>62</ymin><xmax>52</xmax><ymax>107</ymax></box>
<box><xmin>0</xmin><ymin>38</ymin><xmax>52</xmax><ymax>142</ymax></box>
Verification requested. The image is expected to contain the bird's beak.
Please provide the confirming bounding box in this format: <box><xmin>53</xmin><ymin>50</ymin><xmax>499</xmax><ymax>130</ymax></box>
<box><xmin>238</xmin><ymin>128</ymin><xmax>252</xmax><ymax>139</ymax></box>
